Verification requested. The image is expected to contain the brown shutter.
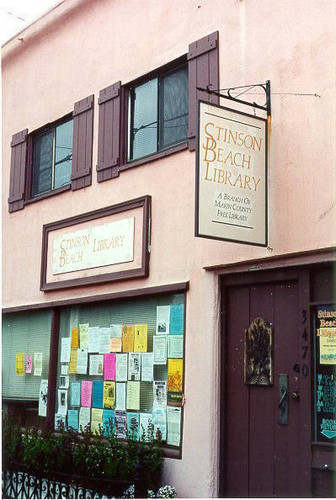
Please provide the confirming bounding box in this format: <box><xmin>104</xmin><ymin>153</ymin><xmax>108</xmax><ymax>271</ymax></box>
<box><xmin>188</xmin><ymin>31</ymin><xmax>219</xmax><ymax>151</ymax></box>
<box><xmin>8</xmin><ymin>129</ymin><xmax>28</xmax><ymax>213</ymax></box>
<box><xmin>97</xmin><ymin>81</ymin><xmax>121</xmax><ymax>183</ymax></box>
<box><xmin>71</xmin><ymin>94</ymin><xmax>94</xmax><ymax>191</ymax></box>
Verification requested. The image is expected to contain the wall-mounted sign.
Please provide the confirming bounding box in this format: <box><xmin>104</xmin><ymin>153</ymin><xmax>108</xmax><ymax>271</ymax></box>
<box><xmin>41</xmin><ymin>196</ymin><xmax>151</xmax><ymax>291</ymax></box>
<box><xmin>196</xmin><ymin>101</ymin><xmax>267</xmax><ymax>246</ymax></box>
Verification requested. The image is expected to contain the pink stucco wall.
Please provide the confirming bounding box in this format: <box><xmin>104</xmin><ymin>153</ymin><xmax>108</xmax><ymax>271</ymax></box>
<box><xmin>2</xmin><ymin>0</ymin><xmax>335</xmax><ymax>496</ymax></box>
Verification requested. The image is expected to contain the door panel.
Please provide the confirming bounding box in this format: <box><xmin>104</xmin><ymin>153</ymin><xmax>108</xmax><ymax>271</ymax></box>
<box><xmin>223</xmin><ymin>279</ymin><xmax>303</xmax><ymax>497</ymax></box>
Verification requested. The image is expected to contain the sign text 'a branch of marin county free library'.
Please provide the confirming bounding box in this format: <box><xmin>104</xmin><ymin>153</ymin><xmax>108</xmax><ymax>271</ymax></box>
<box><xmin>196</xmin><ymin>101</ymin><xmax>267</xmax><ymax>246</ymax></box>
<box><xmin>52</xmin><ymin>218</ymin><xmax>134</xmax><ymax>275</ymax></box>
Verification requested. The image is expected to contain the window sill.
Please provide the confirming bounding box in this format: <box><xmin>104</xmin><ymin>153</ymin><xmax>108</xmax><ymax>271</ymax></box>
<box><xmin>24</xmin><ymin>185</ymin><xmax>71</xmax><ymax>206</ymax></box>
<box><xmin>120</xmin><ymin>142</ymin><xmax>189</xmax><ymax>173</ymax></box>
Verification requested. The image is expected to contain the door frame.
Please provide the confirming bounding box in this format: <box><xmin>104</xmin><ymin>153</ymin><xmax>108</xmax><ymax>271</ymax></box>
<box><xmin>219</xmin><ymin>266</ymin><xmax>311</xmax><ymax>497</ymax></box>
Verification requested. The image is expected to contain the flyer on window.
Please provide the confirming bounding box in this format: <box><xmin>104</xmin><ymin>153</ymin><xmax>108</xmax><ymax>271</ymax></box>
<box><xmin>168</xmin><ymin>335</ymin><xmax>184</xmax><ymax>358</ymax></box>
<box><xmin>92</xmin><ymin>380</ymin><xmax>104</xmax><ymax>408</ymax></box>
<box><xmin>167</xmin><ymin>407</ymin><xmax>181</xmax><ymax>446</ymax></box>
<box><xmin>153</xmin><ymin>381</ymin><xmax>167</xmax><ymax>407</ymax></box>
<box><xmin>116</xmin><ymin>382</ymin><xmax>126</xmax><ymax>410</ymax></box>
<box><xmin>38</xmin><ymin>379</ymin><xmax>48</xmax><ymax>417</ymax></box>
<box><xmin>79</xmin><ymin>406</ymin><xmax>91</xmax><ymax>432</ymax></box>
<box><xmin>110</xmin><ymin>337</ymin><xmax>122</xmax><ymax>352</ymax></box>
<box><xmin>16</xmin><ymin>352</ymin><xmax>25</xmax><ymax>376</ymax></box>
<box><xmin>116</xmin><ymin>353</ymin><xmax>128</xmax><ymax>381</ymax></box>
<box><xmin>79</xmin><ymin>323</ymin><xmax>89</xmax><ymax>350</ymax></box>
<box><xmin>34</xmin><ymin>352</ymin><xmax>43</xmax><ymax>376</ymax></box>
<box><xmin>61</xmin><ymin>364</ymin><xmax>69</xmax><ymax>375</ymax></box>
<box><xmin>58</xmin><ymin>389</ymin><xmax>68</xmax><ymax>415</ymax></box>
<box><xmin>134</xmin><ymin>324</ymin><xmax>148</xmax><ymax>352</ymax></box>
<box><xmin>140</xmin><ymin>412</ymin><xmax>154</xmax><ymax>441</ymax></box>
<box><xmin>70</xmin><ymin>382</ymin><xmax>81</xmax><ymax>406</ymax></box>
<box><xmin>127</xmin><ymin>412</ymin><xmax>140</xmax><ymax>440</ymax></box>
<box><xmin>128</xmin><ymin>353</ymin><xmax>141</xmax><ymax>381</ymax></box>
<box><xmin>99</xmin><ymin>329</ymin><xmax>111</xmax><ymax>354</ymax></box>
<box><xmin>91</xmin><ymin>408</ymin><xmax>103</xmax><ymax>434</ymax></box>
<box><xmin>55</xmin><ymin>413</ymin><xmax>66</xmax><ymax>431</ymax></box>
<box><xmin>89</xmin><ymin>354</ymin><xmax>104</xmax><ymax>376</ymax></box>
<box><xmin>71</xmin><ymin>328</ymin><xmax>79</xmax><ymax>349</ymax></box>
<box><xmin>115</xmin><ymin>410</ymin><xmax>127</xmax><ymax>439</ymax></box>
<box><xmin>122</xmin><ymin>325</ymin><xmax>135</xmax><ymax>352</ymax></box>
<box><xmin>153</xmin><ymin>336</ymin><xmax>167</xmax><ymax>365</ymax></box>
<box><xmin>168</xmin><ymin>359</ymin><xmax>183</xmax><ymax>393</ymax></box>
<box><xmin>61</xmin><ymin>338</ymin><xmax>71</xmax><ymax>363</ymax></box>
<box><xmin>152</xmin><ymin>407</ymin><xmax>167</xmax><ymax>440</ymax></box>
<box><xmin>141</xmin><ymin>352</ymin><xmax>154</xmax><ymax>382</ymax></box>
<box><xmin>26</xmin><ymin>355</ymin><xmax>33</xmax><ymax>374</ymax></box>
<box><xmin>169</xmin><ymin>304</ymin><xmax>184</xmax><ymax>335</ymax></box>
<box><xmin>81</xmin><ymin>380</ymin><xmax>92</xmax><ymax>407</ymax></box>
<box><xmin>68</xmin><ymin>349</ymin><xmax>78</xmax><ymax>374</ymax></box>
<box><xmin>103</xmin><ymin>381</ymin><xmax>115</xmax><ymax>409</ymax></box>
<box><xmin>77</xmin><ymin>349</ymin><xmax>88</xmax><ymax>374</ymax></box>
<box><xmin>88</xmin><ymin>326</ymin><xmax>100</xmax><ymax>353</ymax></box>
<box><xmin>104</xmin><ymin>353</ymin><xmax>116</xmax><ymax>380</ymax></box>
<box><xmin>126</xmin><ymin>381</ymin><xmax>140</xmax><ymax>410</ymax></box>
<box><xmin>111</xmin><ymin>324</ymin><xmax>123</xmax><ymax>338</ymax></box>
<box><xmin>156</xmin><ymin>306</ymin><xmax>170</xmax><ymax>335</ymax></box>
<box><xmin>67</xmin><ymin>409</ymin><xmax>79</xmax><ymax>431</ymax></box>
<box><xmin>103</xmin><ymin>409</ymin><xmax>115</xmax><ymax>436</ymax></box>
<box><xmin>59</xmin><ymin>375</ymin><xmax>69</xmax><ymax>389</ymax></box>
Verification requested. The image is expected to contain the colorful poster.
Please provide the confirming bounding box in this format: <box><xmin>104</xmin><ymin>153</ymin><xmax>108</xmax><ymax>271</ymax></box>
<box><xmin>55</xmin><ymin>413</ymin><xmax>66</xmax><ymax>431</ymax></box>
<box><xmin>126</xmin><ymin>381</ymin><xmax>140</xmax><ymax>410</ymax></box>
<box><xmin>167</xmin><ymin>407</ymin><xmax>181</xmax><ymax>446</ymax></box>
<box><xmin>111</xmin><ymin>324</ymin><xmax>123</xmax><ymax>338</ymax></box>
<box><xmin>38</xmin><ymin>379</ymin><xmax>48</xmax><ymax>417</ymax></box>
<box><xmin>168</xmin><ymin>359</ymin><xmax>183</xmax><ymax>393</ymax></box>
<box><xmin>153</xmin><ymin>381</ymin><xmax>167</xmax><ymax>408</ymax></box>
<box><xmin>115</xmin><ymin>410</ymin><xmax>127</xmax><ymax>439</ymax></box>
<box><xmin>59</xmin><ymin>375</ymin><xmax>69</xmax><ymax>389</ymax></box>
<box><xmin>92</xmin><ymin>380</ymin><xmax>104</xmax><ymax>408</ymax></box>
<box><xmin>103</xmin><ymin>381</ymin><xmax>115</xmax><ymax>409</ymax></box>
<box><xmin>152</xmin><ymin>408</ymin><xmax>167</xmax><ymax>441</ymax></box>
<box><xmin>71</xmin><ymin>328</ymin><xmax>79</xmax><ymax>349</ymax></box>
<box><xmin>16</xmin><ymin>353</ymin><xmax>25</xmax><ymax>376</ymax></box>
<box><xmin>141</xmin><ymin>352</ymin><xmax>154</xmax><ymax>382</ymax></box>
<box><xmin>134</xmin><ymin>324</ymin><xmax>148</xmax><ymax>352</ymax></box>
<box><xmin>34</xmin><ymin>353</ymin><xmax>43</xmax><ymax>376</ymax></box>
<box><xmin>67</xmin><ymin>409</ymin><xmax>79</xmax><ymax>431</ymax></box>
<box><xmin>61</xmin><ymin>364</ymin><xmax>68</xmax><ymax>375</ymax></box>
<box><xmin>128</xmin><ymin>353</ymin><xmax>141</xmax><ymax>381</ymax></box>
<box><xmin>79</xmin><ymin>323</ymin><xmax>89</xmax><ymax>350</ymax></box>
<box><xmin>127</xmin><ymin>412</ymin><xmax>140</xmax><ymax>440</ymax></box>
<box><xmin>81</xmin><ymin>380</ymin><xmax>92</xmax><ymax>407</ymax></box>
<box><xmin>104</xmin><ymin>353</ymin><xmax>116</xmax><ymax>380</ymax></box>
<box><xmin>318</xmin><ymin>328</ymin><xmax>336</xmax><ymax>364</ymax></box>
<box><xmin>58</xmin><ymin>389</ymin><xmax>68</xmax><ymax>415</ymax></box>
<box><xmin>89</xmin><ymin>354</ymin><xmax>104</xmax><ymax>376</ymax></box>
<box><xmin>88</xmin><ymin>326</ymin><xmax>100</xmax><ymax>353</ymax></box>
<box><xmin>168</xmin><ymin>335</ymin><xmax>184</xmax><ymax>358</ymax></box>
<box><xmin>122</xmin><ymin>325</ymin><xmax>135</xmax><ymax>352</ymax></box>
<box><xmin>110</xmin><ymin>338</ymin><xmax>122</xmax><ymax>352</ymax></box>
<box><xmin>156</xmin><ymin>305</ymin><xmax>170</xmax><ymax>335</ymax></box>
<box><xmin>140</xmin><ymin>413</ymin><xmax>154</xmax><ymax>441</ymax></box>
<box><xmin>68</xmin><ymin>349</ymin><xmax>78</xmax><ymax>374</ymax></box>
<box><xmin>99</xmin><ymin>330</ymin><xmax>111</xmax><ymax>354</ymax></box>
<box><xmin>61</xmin><ymin>338</ymin><xmax>71</xmax><ymax>363</ymax></box>
<box><xmin>153</xmin><ymin>336</ymin><xmax>167</xmax><ymax>365</ymax></box>
<box><xmin>116</xmin><ymin>353</ymin><xmax>128</xmax><ymax>381</ymax></box>
<box><xmin>169</xmin><ymin>304</ymin><xmax>184</xmax><ymax>335</ymax></box>
<box><xmin>103</xmin><ymin>409</ymin><xmax>115</xmax><ymax>436</ymax></box>
<box><xmin>79</xmin><ymin>407</ymin><xmax>91</xmax><ymax>432</ymax></box>
<box><xmin>115</xmin><ymin>383</ymin><xmax>126</xmax><ymax>411</ymax></box>
<box><xmin>26</xmin><ymin>355</ymin><xmax>32</xmax><ymax>374</ymax></box>
<box><xmin>70</xmin><ymin>382</ymin><xmax>81</xmax><ymax>406</ymax></box>
<box><xmin>91</xmin><ymin>408</ymin><xmax>103</xmax><ymax>434</ymax></box>
<box><xmin>77</xmin><ymin>349</ymin><xmax>88</xmax><ymax>374</ymax></box>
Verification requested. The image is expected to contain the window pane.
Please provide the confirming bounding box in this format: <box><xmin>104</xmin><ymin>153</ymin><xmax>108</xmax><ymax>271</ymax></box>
<box><xmin>32</xmin><ymin>131</ymin><xmax>53</xmax><ymax>196</ymax></box>
<box><xmin>130</xmin><ymin>78</ymin><xmax>158</xmax><ymax>160</ymax></box>
<box><xmin>55</xmin><ymin>119</ymin><xmax>73</xmax><ymax>189</ymax></box>
<box><xmin>160</xmin><ymin>66</ymin><xmax>188</xmax><ymax>149</ymax></box>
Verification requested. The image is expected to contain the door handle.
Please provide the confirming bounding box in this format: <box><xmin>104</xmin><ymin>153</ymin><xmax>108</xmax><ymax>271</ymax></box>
<box><xmin>291</xmin><ymin>390</ymin><xmax>300</xmax><ymax>401</ymax></box>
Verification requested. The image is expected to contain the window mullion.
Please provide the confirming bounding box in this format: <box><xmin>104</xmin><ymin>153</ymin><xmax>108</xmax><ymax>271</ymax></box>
<box><xmin>51</xmin><ymin>128</ymin><xmax>56</xmax><ymax>190</ymax></box>
<box><xmin>157</xmin><ymin>77</ymin><xmax>160</xmax><ymax>152</ymax></box>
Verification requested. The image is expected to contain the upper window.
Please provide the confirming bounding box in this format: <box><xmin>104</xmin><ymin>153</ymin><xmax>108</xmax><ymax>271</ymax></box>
<box><xmin>128</xmin><ymin>64</ymin><xmax>188</xmax><ymax>162</ymax></box>
<box><xmin>31</xmin><ymin>118</ymin><xmax>73</xmax><ymax>197</ymax></box>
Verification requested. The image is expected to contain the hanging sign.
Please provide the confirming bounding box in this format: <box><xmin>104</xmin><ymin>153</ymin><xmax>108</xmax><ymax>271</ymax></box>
<box><xmin>196</xmin><ymin>101</ymin><xmax>267</xmax><ymax>246</ymax></box>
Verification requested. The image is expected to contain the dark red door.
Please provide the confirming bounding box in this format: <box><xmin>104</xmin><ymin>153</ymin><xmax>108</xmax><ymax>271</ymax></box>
<box><xmin>221</xmin><ymin>277</ymin><xmax>310</xmax><ymax>497</ymax></box>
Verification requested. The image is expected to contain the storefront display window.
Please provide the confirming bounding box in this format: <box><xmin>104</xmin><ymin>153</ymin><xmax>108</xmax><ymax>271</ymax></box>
<box><xmin>313</xmin><ymin>305</ymin><xmax>336</xmax><ymax>443</ymax></box>
<box><xmin>55</xmin><ymin>292</ymin><xmax>185</xmax><ymax>449</ymax></box>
